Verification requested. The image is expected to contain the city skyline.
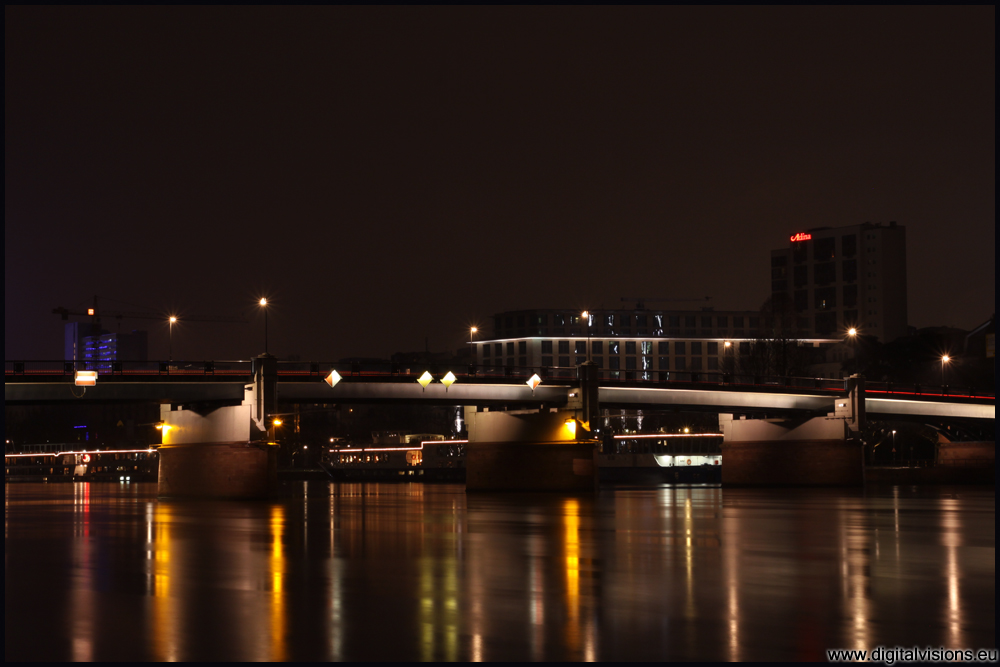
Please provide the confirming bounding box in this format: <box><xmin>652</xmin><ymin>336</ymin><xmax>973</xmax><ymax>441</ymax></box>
<box><xmin>5</xmin><ymin>7</ymin><xmax>995</xmax><ymax>362</ymax></box>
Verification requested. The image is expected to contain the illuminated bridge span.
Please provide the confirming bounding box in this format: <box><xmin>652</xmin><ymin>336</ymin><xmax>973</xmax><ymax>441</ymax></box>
<box><xmin>4</xmin><ymin>360</ymin><xmax>994</xmax><ymax>421</ymax></box>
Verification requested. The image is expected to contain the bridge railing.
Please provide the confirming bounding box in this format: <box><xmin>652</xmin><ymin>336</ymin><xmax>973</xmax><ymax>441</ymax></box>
<box><xmin>4</xmin><ymin>360</ymin><xmax>253</xmax><ymax>377</ymax></box>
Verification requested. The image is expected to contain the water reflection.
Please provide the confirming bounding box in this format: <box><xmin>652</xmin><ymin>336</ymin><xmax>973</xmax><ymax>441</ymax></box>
<box><xmin>71</xmin><ymin>483</ymin><xmax>93</xmax><ymax>661</ymax></box>
<box><xmin>150</xmin><ymin>502</ymin><xmax>176</xmax><ymax>661</ymax></box>
<box><xmin>270</xmin><ymin>505</ymin><xmax>286</xmax><ymax>661</ymax></box>
<box><xmin>3</xmin><ymin>483</ymin><xmax>995</xmax><ymax>661</ymax></box>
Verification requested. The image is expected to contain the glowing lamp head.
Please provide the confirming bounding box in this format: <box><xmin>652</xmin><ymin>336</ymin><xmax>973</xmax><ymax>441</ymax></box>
<box><xmin>417</xmin><ymin>371</ymin><xmax>434</xmax><ymax>390</ymax></box>
<box><xmin>470</xmin><ymin>327</ymin><xmax>478</xmax><ymax>334</ymax></box>
<box><xmin>325</xmin><ymin>370</ymin><xmax>342</xmax><ymax>388</ymax></box>
<box><xmin>169</xmin><ymin>316</ymin><xmax>177</xmax><ymax>324</ymax></box>
<box><xmin>526</xmin><ymin>374</ymin><xmax>542</xmax><ymax>391</ymax></box>
<box><xmin>847</xmin><ymin>328</ymin><xmax>857</xmax><ymax>336</ymax></box>
<box><xmin>259</xmin><ymin>298</ymin><xmax>268</xmax><ymax>307</ymax></box>
<box><xmin>941</xmin><ymin>355</ymin><xmax>950</xmax><ymax>363</ymax></box>
<box><xmin>724</xmin><ymin>341</ymin><xmax>732</xmax><ymax>348</ymax></box>
<box><xmin>272</xmin><ymin>418</ymin><xmax>282</xmax><ymax>427</ymax></box>
<box><xmin>87</xmin><ymin>308</ymin><xmax>95</xmax><ymax>316</ymax></box>
<box><xmin>74</xmin><ymin>370</ymin><xmax>98</xmax><ymax>387</ymax></box>
<box><xmin>441</xmin><ymin>371</ymin><xmax>457</xmax><ymax>389</ymax></box>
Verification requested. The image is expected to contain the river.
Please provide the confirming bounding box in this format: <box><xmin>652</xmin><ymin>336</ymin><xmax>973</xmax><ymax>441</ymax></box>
<box><xmin>4</xmin><ymin>481</ymin><xmax>995</xmax><ymax>661</ymax></box>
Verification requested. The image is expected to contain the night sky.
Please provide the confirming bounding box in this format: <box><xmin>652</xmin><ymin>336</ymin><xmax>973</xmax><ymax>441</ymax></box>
<box><xmin>5</xmin><ymin>7</ymin><xmax>995</xmax><ymax>362</ymax></box>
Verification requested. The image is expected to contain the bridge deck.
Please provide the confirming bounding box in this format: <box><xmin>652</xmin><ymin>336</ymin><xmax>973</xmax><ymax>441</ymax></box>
<box><xmin>4</xmin><ymin>361</ymin><xmax>994</xmax><ymax>420</ymax></box>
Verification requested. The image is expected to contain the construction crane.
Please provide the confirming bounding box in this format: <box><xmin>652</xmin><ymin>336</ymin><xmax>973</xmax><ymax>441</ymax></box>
<box><xmin>620</xmin><ymin>297</ymin><xmax>712</xmax><ymax>310</ymax></box>
<box><xmin>53</xmin><ymin>295</ymin><xmax>247</xmax><ymax>327</ymax></box>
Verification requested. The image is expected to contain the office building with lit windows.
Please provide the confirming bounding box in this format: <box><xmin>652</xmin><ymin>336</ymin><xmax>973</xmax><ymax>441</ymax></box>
<box><xmin>475</xmin><ymin>308</ymin><xmax>835</xmax><ymax>379</ymax></box>
<box><xmin>80</xmin><ymin>330</ymin><xmax>148</xmax><ymax>369</ymax></box>
<box><xmin>769</xmin><ymin>222</ymin><xmax>907</xmax><ymax>342</ymax></box>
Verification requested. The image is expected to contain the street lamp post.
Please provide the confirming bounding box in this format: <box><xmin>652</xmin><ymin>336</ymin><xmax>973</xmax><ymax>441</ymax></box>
<box><xmin>260</xmin><ymin>298</ymin><xmax>269</xmax><ymax>354</ymax></box>
<box><xmin>469</xmin><ymin>327</ymin><xmax>478</xmax><ymax>373</ymax></box>
<box><xmin>168</xmin><ymin>316</ymin><xmax>177</xmax><ymax>361</ymax></box>
<box><xmin>941</xmin><ymin>355</ymin><xmax>950</xmax><ymax>386</ymax></box>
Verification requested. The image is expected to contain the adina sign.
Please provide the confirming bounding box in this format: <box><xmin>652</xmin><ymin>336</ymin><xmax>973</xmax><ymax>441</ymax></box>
<box><xmin>790</xmin><ymin>232</ymin><xmax>812</xmax><ymax>242</ymax></box>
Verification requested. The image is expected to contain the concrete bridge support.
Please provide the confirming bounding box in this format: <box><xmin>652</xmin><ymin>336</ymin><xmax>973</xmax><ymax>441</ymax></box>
<box><xmin>157</xmin><ymin>355</ymin><xmax>278</xmax><ymax>498</ymax></box>
<box><xmin>465</xmin><ymin>363</ymin><xmax>601</xmax><ymax>492</ymax></box>
<box><xmin>719</xmin><ymin>377</ymin><xmax>866</xmax><ymax>486</ymax></box>
<box><xmin>465</xmin><ymin>411</ymin><xmax>598</xmax><ymax>492</ymax></box>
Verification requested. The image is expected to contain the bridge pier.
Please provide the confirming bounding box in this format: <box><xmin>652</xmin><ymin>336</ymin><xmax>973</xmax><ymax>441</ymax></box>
<box><xmin>157</xmin><ymin>355</ymin><xmax>278</xmax><ymax>499</ymax></box>
<box><xmin>465</xmin><ymin>411</ymin><xmax>598</xmax><ymax>492</ymax></box>
<box><xmin>719</xmin><ymin>377</ymin><xmax>866</xmax><ymax>486</ymax></box>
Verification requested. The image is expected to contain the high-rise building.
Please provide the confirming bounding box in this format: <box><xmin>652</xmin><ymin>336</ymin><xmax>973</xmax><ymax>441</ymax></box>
<box><xmin>80</xmin><ymin>330</ymin><xmax>148</xmax><ymax>369</ymax></box>
<box><xmin>769</xmin><ymin>222</ymin><xmax>907</xmax><ymax>342</ymax></box>
<box><xmin>64</xmin><ymin>322</ymin><xmax>104</xmax><ymax>362</ymax></box>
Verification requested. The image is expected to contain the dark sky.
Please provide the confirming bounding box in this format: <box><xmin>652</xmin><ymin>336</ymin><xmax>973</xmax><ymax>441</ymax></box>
<box><xmin>5</xmin><ymin>7</ymin><xmax>995</xmax><ymax>362</ymax></box>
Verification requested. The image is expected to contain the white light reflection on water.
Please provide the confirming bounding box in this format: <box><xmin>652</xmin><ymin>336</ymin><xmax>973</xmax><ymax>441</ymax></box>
<box><xmin>71</xmin><ymin>483</ymin><xmax>93</xmax><ymax>662</ymax></box>
<box><xmin>940</xmin><ymin>497</ymin><xmax>964</xmax><ymax>648</ymax></box>
<box><xmin>328</xmin><ymin>487</ymin><xmax>343</xmax><ymax>662</ymax></box>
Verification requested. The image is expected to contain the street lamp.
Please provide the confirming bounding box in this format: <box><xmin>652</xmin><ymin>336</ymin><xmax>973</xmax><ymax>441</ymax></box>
<box><xmin>168</xmin><ymin>316</ymin><xmax>177</xmax><ymax>361</ymax></box>
<box><xmin>941</xmin><ymin>355</ymin><xmax>950</xmax><ymax>386</ymax></box>
<box><xmin>582</xmin><ymin>311</ymin><xmax>592</xmax><ymax>361</ymax></box>
<box><xmin>259</xmin><ymin>298</ymin><xmax>269</xmax><ymax>354</ymax></box>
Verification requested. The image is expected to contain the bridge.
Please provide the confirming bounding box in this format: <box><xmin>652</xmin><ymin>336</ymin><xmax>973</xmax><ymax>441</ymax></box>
<box><xmin>6</xmin><ymin>358</ymin><xmax>994</xmax><ymax>496</ymax></box>
<box><xmin>4</xmin><ymin>359</ymin><xmax>994</xmax><ymax>421</ymax></box>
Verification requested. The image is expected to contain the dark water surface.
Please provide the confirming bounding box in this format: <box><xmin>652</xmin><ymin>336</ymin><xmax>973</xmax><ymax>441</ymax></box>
<box><xmin>5</xmin><ymin>482</ymin><xmax>995</xmax><ymax>661</ymax></box>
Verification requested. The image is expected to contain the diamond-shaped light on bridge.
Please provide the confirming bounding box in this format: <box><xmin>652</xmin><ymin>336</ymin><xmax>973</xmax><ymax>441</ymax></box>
<box><xmin>325</xmin><ymin>370</ymin><xmax>343</xmax><ymax>388</ymax></box>
<box><xmin>417</xmin><ymin>371</ymin><xmax>434</xmax><ymax>391</ymax></box>
<box><xmin>526</xmin><ymin>374</ymin><xmax>542</xmax><ymax>392</ymax></box>
<box><xmin>441</xmin><ymin>371</ymin><xmax>457</xmax><ymax>391</ymax></box>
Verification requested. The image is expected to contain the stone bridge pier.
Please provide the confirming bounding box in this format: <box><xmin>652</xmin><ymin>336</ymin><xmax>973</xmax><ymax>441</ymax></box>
<box><xmin>464</xmin><ymin>362</ymin><xmax>601</xmax><ymax>493</ymax></box>
<box><xmin>720</xmin><ymin>375</ymin><xmax>866</xmax><ymax>486</ymax></box>
<box><xmin>157</xmin><ymin>355</ymin><xmax>278</xmax><ymax>498</ymax></box>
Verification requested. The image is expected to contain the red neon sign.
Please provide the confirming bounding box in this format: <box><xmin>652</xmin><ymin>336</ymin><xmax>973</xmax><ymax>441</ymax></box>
<box><xmin>790</xmin><ymin>232</ymin><xmax>812</xmax><ymax>242</ymax></box>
